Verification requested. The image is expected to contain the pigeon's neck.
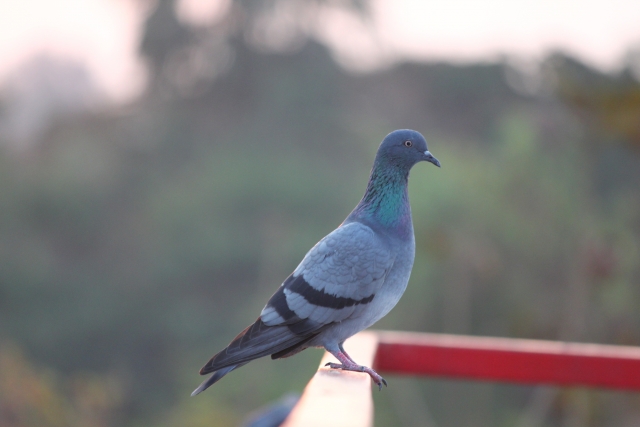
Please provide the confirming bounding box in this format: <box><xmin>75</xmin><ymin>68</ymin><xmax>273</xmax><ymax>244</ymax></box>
<box><xmin>350</xmin><ymin>158</ymin><xmax>412</xmax><ymax>236</ymax></box>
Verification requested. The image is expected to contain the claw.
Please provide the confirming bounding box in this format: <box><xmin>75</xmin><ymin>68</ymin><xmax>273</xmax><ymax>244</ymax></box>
<box><xmin>324</xmin><ymin>356</ymin><xmax>387</xmax><ymax>391</ymax></box>
<box><xmin>325</xmin><ymin>362</ymin><xmax>342</xmax><ymax>369</ymax></box>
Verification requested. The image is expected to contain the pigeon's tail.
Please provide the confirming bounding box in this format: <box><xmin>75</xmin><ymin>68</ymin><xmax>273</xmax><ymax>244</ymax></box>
<box><xmin>193</xmin><ymin>318</ymin><xmax>321</xmax><ymax>395</ymax></box>
<box><xmin>191</xmin><ymin>363</ymin><xmax>245</xmax><ymax>396</ymax></box>
<box><xmin>199</xmin><ymin>319</ymin><xmax>312</xmax><ymax>376</ymax></box>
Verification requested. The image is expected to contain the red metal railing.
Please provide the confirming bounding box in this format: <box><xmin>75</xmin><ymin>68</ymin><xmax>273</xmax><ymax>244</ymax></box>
<box><xmin>281</xmin><ymin>331</ymin><xmax>640</xmax><ymax>427</ymax></box>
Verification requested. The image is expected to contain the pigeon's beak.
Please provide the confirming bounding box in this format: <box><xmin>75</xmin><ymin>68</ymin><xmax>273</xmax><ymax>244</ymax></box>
<box><xmin>423</xmin><ymin>150</ymin><xmax>441</xmax><ymax>167</ymax></box>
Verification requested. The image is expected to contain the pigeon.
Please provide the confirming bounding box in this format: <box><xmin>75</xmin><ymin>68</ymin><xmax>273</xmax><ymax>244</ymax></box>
<box><xmin>192</xmin><ymin>129</ymin><xmax>440</xmax><ymax>395</ymax></box>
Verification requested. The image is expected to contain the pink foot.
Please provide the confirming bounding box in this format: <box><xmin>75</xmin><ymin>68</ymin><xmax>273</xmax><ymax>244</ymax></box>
<box><xmin>325</xmin><ymin>351</ymin><xmax>388</xmax><ymax>391</ymax></box>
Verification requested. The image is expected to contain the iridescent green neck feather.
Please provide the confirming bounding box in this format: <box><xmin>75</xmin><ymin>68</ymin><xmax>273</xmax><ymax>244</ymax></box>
<box><xmin>350</xmin><ymin>157</ymin><xmax>412</xmax><ymax>233</ymax></box>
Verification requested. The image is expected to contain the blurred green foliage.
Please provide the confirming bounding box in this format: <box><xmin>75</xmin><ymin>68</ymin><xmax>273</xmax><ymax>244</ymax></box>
<box><xmin>0</xmin><ymin>344</ymin><xmax>122</xmax><ymax>427</ymax></box>
<box><xmin>1</xmin><ymin>1</ymin><xmax>640</xmax><ymax>426</ymax></box>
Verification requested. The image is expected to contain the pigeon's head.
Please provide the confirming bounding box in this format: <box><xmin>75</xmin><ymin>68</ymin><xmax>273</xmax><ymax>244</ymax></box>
<box><xmin>377</xmin><ymin>129</ymin><xmax>440</xmax><ymax>169</ymax></box>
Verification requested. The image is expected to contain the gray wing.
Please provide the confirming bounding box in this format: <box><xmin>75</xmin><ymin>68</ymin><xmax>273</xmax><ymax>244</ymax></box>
<box><xmin>260</xmin><ymin>222</ymin><xmax>394</xmax><ymax>333</ymax></box>
<box><xmin>193</xmin><ymin>222</ymin><xmax>393</xmax><ymax>394</ymax></box>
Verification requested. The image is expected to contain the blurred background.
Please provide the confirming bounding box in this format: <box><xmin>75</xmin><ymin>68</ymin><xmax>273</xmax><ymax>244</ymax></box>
<box><xmin>1</xmin><ymin>0</ymin><xmax>640</xmax><ymax>426</ymax></box>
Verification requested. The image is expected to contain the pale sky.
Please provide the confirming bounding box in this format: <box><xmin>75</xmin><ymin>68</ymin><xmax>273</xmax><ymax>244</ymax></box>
<box><xmin>0</xmin><ymin>0</ymin><xmax>147</xmax><ymax>102</ymax></box>
<box><xmin>1</xmin><ymin>0</ymin><xmax>639</xmax><ymax>102</ymax></box>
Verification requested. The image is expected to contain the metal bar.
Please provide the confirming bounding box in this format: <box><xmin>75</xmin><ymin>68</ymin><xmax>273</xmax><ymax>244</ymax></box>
<box><xmin>374</xmin><ymin>331</ymin><xmax>640</xmax><ymax>391</ymax></box>
<box><xmin>281</xmin><ymin>332</ymin><xmax>378</xmax><ymax>427</ymax></box>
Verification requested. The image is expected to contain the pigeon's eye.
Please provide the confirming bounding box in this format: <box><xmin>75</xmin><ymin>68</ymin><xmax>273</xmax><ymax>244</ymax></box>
<box><xmin>404</xmin><ymin>140</ymin><xmax>412</xmax><ymax>147</ymax></box>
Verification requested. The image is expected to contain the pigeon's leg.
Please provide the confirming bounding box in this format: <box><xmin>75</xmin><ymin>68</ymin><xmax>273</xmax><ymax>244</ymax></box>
<box><xmin>324</xmin><ymin>343</ymin><xmax>388</xmax><ymax>390</ymax></box>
